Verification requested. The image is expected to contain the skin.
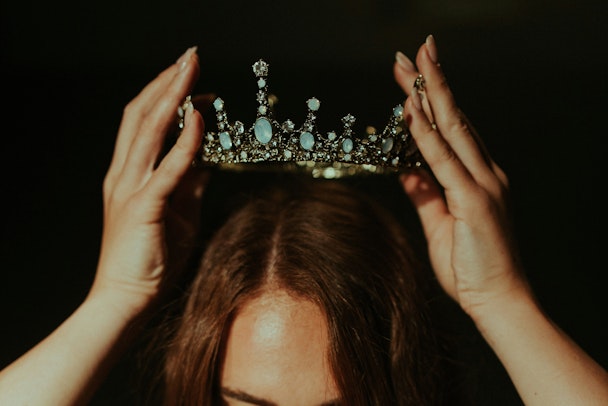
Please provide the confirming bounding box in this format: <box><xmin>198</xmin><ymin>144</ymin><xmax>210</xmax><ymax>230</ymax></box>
<box><xmin>1</xmin><ymin>36</ymin><xmax>607</xmax><ymax>405</ymax></box>
<box><xmin>221</xmin><ymin>290</ymin><xmax>340</xmax><ymax>406</ymax></box>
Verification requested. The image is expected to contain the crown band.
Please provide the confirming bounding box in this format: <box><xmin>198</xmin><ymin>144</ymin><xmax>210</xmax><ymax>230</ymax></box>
<box><xmin>178</xmin><ymin>59</ymin><xmax>424</xmax><ymax>178</ymax></box>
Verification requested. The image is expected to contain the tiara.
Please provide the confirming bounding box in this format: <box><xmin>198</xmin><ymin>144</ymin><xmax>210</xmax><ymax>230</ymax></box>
<box><xmin>178</xmin><ymin>59</ymin><xmax>424</xmax><ymax>178</ymax></box>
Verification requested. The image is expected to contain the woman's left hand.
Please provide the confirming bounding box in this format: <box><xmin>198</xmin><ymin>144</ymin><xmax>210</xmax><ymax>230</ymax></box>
<box><xmin>393</xmin><ymin>36</ymin><xmax>529</xmax><ymax>317</ymax></box>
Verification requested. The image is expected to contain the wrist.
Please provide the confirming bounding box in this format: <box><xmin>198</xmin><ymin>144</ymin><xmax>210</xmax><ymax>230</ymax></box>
<box><xmin>466</xmin><ymin>277</ymin><xmax>540</xmax><ymax>336</ymax></box>
<box><xmin>86</xmin><ymin>279</ymin><xmax>159</xmax><ymax>324</ymax></box>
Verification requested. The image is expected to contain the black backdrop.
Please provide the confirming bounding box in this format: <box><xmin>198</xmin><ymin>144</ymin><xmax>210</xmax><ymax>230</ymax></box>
<box><xmin>1</xmin><ymin>0</ymin><xmax>607</xmax><ymax>404</ymax></box>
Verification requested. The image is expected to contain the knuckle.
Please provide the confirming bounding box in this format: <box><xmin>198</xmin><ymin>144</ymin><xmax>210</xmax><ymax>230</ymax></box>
<box><xmin>437</xmin><ymin>144</ymin><xmax>458</xmax><ymax>164</ymax></box>
<box><xmin>448</xmin><ymin>112</ymin><xmax>470</xmax><ymax>135</ymax></box>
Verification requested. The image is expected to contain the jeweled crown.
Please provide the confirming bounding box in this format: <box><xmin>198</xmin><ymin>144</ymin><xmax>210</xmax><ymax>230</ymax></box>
<box><xmin>179</xmin><ymin>59</ymin><xmax>424</xmax><ymax>178</ymax></box>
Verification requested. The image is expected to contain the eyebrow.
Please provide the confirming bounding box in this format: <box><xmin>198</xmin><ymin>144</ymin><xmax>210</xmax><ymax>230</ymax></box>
<box><xmin>221</xmin><ymin>387</ymin><xmax>341</xmax><ymax>406</ymax></box>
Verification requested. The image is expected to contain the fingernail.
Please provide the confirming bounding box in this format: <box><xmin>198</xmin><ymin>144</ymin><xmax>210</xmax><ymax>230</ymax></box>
<box><xmin>177</xmin><ymin>46</ymin><xmax>198</xmax><ymax>71</ymax></box>
<box><xmin>410</xmin><ymin>89</ymin><xmax>422</xmax><ymax>111</ymax></box>
<box><xmin>184</xmin><ymin>97</ymin><xmax>194</xmax><ymax>126</ymax></box>
<box><xmin>425</xmin><ymin>35</ymin><xmax>438</xmax><ymax>63</ymax></box>
<box><xmin>178</xmin><ymin>96</ymin><xmax>194</xmax><ymax>130</ymax></box>
<box><xmin>395</xmin><ymin>51</ymin><xmax>415</xmax><ymax>72</ymax></box>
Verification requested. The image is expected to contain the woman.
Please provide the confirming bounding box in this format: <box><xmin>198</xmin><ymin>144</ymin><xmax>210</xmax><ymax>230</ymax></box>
<box><xmin>1</xmin><ymin>36</ymin><xmax>607</xmax><ymax>405</ymax></box>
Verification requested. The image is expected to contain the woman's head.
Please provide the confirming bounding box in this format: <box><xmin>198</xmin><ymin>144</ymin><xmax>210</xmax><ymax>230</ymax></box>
<box><xmin>162</xmin><ymin>177</ymin><xmax>442</xmax><ymax>405</ymax></box>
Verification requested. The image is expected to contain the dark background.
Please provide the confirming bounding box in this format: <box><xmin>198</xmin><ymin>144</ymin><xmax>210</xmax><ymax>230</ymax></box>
<box><xmin>1</xmin><ymin>0</ymin><xmax>607</xmax><ymax>404</ymax></box>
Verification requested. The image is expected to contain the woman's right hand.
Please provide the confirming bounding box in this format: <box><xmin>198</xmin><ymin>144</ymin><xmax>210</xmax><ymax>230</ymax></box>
<box><xmin>89</xmin><ymin>46</ymin><xmax>207</xmax><ymax>316</ymax></box>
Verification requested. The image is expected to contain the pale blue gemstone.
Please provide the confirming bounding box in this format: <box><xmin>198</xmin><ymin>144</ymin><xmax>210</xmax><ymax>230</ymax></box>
<box><xmin>307</xmin><ymin>98</ymin><xmax>320</xmax><ymax>111</ymax></box>
<box><xmin>213</xmin><ymin>98</ymin><xmax>224</xmax><ymax>111</ymax></box>
<box><xmin>257</xmin><ymin>78</ymin><xmax>266</xmax><ymax>88</ymax></box>
<box><xmin>393</xmin><ymin>104</ymin><xmax>403</xmax><ymax>118</ymax></box>
<box><xmin>300</xmin><ymin>132</ymin><xmax>315</xmax><ymax>151</ymax></box>
<box><xmin>382</xmin><ymin>137</ymin><xmax>394</xmax><ymax>153</ymax></box>
<box><xmin>342</xmin><ymin>138</ymin><xmax>353</xmax><ymax>153</ymax></box>
<box><xmin>254</xmin><ymin>117</ymin><xmax>273</xmax><ymax>144</ymax></box>
<box><xmin>219</xmin><ymin>132</ymin><xmax>232</xmax><ymax>150</ymax></box>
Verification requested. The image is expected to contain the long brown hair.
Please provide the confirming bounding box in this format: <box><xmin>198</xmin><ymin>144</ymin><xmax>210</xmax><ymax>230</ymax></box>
<box><xmin>159</xmin><ymin>176</ymin><xmax>444</xmax><ymax>405</ymax></box>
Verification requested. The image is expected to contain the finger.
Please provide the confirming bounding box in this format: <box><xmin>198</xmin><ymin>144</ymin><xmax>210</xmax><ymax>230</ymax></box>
<box><xmin>146</xmin><ymin>102</ymin><xmax>204</xmax><ymax>201</ymax></box>
<box><xmin>404</xmin><ymin>91</ymin><xmax>476</xmax><ymax>196</ymax></box>
<box><xmin>121</xmin><ymin>51</ymin><xmax>200</xmax><ymax>188</ymax></box>
<box><xmin>415</xmin><ymin>35</ymin><xmax>495</xmax><ymax>180</ymax></box>
<box><xmin>107</xmin><ymin>48</ymin><xmax>198</xmax><ymax>181</ymax></box>
<box><xmin>393</xmin><ymin>51</ymin><xmax>436</xmax><ymax>126</ymax></box>
<box><xmin>400</xmin><ymin>170</ymin><xmax>450</xmax><ymax>239</ymax></box>
<box><xmin>170</xmin><ymin>168</ymin><xmax>210</xmax><ymax>234</ymax></box>
<box><xmin>393</xmin><ymin>51</ymin><xmax>419</xmax><ymax>97</ymax></box>
<box><xmin>399</xmin><ymin>171</ymin><xmax>456</xmax><ymax>297</ymax></box>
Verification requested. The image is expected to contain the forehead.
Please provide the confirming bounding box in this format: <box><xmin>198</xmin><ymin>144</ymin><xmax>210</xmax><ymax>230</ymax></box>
<box><xmin>220</xmin><ymin>290</ymin><xmax>339</xmax><ymax>405</ymax></box>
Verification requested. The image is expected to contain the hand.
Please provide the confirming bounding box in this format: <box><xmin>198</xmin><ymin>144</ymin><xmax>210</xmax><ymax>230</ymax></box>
<box><xmin>394</xmin><ymin>36</ymin><xmax>530</xmax><ymax>316</ymax></box>
<box><xmin>89</xmin><ymin>47</ymin><xmax>208</xmax><ymax>314</ymax></box>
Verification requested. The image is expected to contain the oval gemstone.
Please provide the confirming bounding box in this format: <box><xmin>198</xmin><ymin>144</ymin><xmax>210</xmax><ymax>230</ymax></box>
<box><xmin>342</xmin><ymin>138</ymin><xmax>353</xmax><ymax>153</ymax></box>
<box><xmin>254</xmin><ymin>117</ymin><xmax>273</xmax><ymax>144</ymax></box>
<box><xmin>382</xmin><ymin>137</ymin><xmax>394</xmax><ymax>153</ymax></box>
<box><xmin>219</xmin><ymin>132</ymin><xmax>232</xmax><ymax>150</ymax></box>
<box><xmin>300</xmin><ymin>131</ymin><xmax>315</xmax><ymax>151</ymax></box>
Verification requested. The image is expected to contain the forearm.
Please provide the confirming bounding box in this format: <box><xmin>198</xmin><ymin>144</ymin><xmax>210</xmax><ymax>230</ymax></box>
<box><xmin>0</xmin><ymin>291</ymin><xmax>147</xmax><ymax>406</ymax></box>
<box><xmin>471</xmin><ymin>288</ymin><xmax>608</xmax><ymax>406</ymax></box>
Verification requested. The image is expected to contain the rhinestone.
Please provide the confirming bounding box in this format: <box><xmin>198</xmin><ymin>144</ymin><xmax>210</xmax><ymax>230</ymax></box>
<box><xmin>234</xmin><ymin>121</ymin><xmax>244</xmax><ymax>134</ymax></box>
<box><xmin>342</xmin><ymin>114</ymin><xmax>355</xmax><ymax>126</ymax></box>
<box><xmin>258</xmin><ymin>105</ymin><xmax>267</xmax><ymax>114</ymax></box>
<box><xmin>282</xmin><ymin>120</ymin><xmax>295</xmax><ymax>131</ymax></box>
<box><xmin>252</xmin><ymin>60</ymin><xmax>269</xmax><ymax>77</ymax></box>
<box><xmin>327</xmin><ymin>131</ymin><xmax>336</xmax><ymax>141</ymax></box>
<box><xmin>257</xmin><ymin>78</ymin><xmax>266</xmax><ymax>88</ymax></box>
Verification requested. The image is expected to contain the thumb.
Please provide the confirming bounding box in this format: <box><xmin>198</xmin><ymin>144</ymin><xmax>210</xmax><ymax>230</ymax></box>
<box><xmin>399</xmin><ymin>169</ymin><xmax>449</xmax><ymax>240</ymax></box>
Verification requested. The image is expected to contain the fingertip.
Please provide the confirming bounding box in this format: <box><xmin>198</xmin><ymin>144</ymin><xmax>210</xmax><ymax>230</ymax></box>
<box><xmin>192</xmin><ymin>169</ymin><xmax>210</xmax><ymax>199</ymax></box>
<box><xmin>425</xmin><ymin>34</ymin><xmax>439</xmax><ymax>64</ymax></box>
<box><xmin>400</xmin><ymin>169</ymin><xmax>438</xmax><ymax>201</ymax></box>
<box><xmin>192</xmin><ymin>107</ymin><xmax>205</xmax><ymax>134</ymax></box>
